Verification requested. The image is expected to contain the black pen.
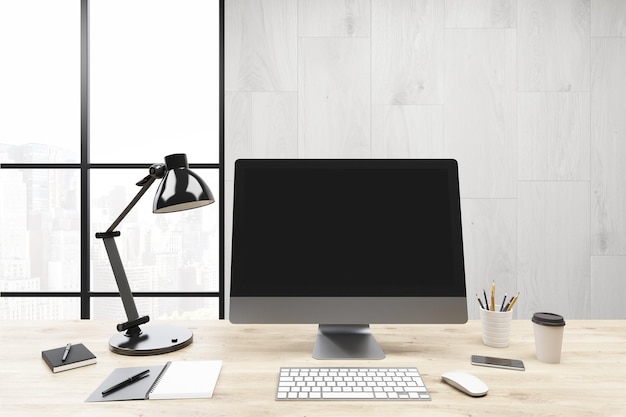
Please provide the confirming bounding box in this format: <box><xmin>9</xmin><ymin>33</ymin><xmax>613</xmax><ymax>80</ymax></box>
<box><xmin>102</xmin><ymin>369</ymin><xmax>150</xmax><ymax>396</ymax></box>
<box><xmin>483</xmin><ymin>289</ymin><xmax>490</xmax><ymax>311</ymax></box>
<box><xmin>499</xmin><ymin>293</ymin><xmax>508</xmax><ymax>312</ymax></box>
<box><xmin>61</xmin><ymin>343</ymin><xmax>71</xmax><ymax>362</ymax></box>
<box><xmin>476</xmin><ymin>293</ymin><xmax>485</xmax><ymax>310</ymax></box>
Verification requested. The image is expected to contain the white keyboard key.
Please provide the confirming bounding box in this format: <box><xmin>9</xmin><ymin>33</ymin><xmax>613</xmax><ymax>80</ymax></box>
<box><xmin>405</xmin><ymin>386</ymin><xmax>428</xmax><ymax>392</ymax></box>
<box><xmin>322</xmin><ymin>392</ymin><xmax>375</xmax><ymax>399</ymax></box>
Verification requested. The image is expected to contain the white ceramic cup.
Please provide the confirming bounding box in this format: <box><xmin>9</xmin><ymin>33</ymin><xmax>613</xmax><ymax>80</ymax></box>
<box><xmin>532</xmin><ymin>312</ymin><xmax>566</xmax><ymax>363</ymax></box>
<box><xmin>479</xmin><ymin>305</ymin><xmax>512</xmax><ymax>348</ymax></box>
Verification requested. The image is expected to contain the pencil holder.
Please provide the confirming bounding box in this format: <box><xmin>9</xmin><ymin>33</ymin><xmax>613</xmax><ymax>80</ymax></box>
<box><xmin>479</xmin><ymin>305</ymin><xmax>512</xmax><ymax>348</ymax></box>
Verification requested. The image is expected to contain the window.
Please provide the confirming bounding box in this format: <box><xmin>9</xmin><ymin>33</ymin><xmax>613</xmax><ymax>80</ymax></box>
<box><xmin>0</xmin><ymin>0</ymin><xmax>224</xmax><ymax>320</ymax></box>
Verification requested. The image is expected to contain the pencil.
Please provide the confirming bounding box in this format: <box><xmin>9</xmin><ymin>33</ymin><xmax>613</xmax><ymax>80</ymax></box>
<box><xmin>490</xmin><ymin>281</ymin><xmax>495</xmax><ymax>311</ymax></box>
<box><xmin>506</xmin><ymin>292</ymin><xmax>520</xmax><ymax>312</ymax></box>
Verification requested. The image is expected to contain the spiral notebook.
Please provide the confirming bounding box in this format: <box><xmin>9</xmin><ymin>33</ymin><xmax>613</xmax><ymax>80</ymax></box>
<box><xmin>86</xmin><ymin>360</ymin><xmax>222</xmax><ymax>402</ymax></box>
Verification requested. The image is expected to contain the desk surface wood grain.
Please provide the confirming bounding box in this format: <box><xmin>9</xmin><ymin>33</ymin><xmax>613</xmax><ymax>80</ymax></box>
<box><xmin>1</xmin><ymin>320</ymin><xmax>624</xmax><ymax>417</ymax></box>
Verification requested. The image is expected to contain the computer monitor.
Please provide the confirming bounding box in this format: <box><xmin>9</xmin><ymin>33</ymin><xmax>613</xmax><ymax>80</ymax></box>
<box><xmin>229</xmin><ymin>159</ymin><xmax>468</xmax><ymax>359</ymax></box>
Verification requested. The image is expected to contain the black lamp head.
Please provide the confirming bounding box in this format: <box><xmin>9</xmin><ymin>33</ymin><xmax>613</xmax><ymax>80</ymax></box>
<box><xmin>153</xmin><ymin>153</ymin><xmax>215</xmax><ymax>213</ymax></box>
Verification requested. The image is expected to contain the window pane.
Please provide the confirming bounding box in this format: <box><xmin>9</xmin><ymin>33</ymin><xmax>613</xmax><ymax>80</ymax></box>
<box><xmin>0</xmin><ymin>1</ymin><xmax>80</xmax><ymax>163</ymax></box>
<box><xmin>0</xmin><ymin>168</ymin><xmax>81</xmax><ymax>292</ymax></box>
<box><xmin>90</xmin><ymin>0</ymin><xmax>220</xmax><ymax>163</ymax></box>
<box><xmin>91</xmin><ymin>169</ymin><xmax>219</xmax><ymax>293</ymax></box>
<box><xmin>0</xmin><ymin>297</ymin><xmax>80</xmax><ymax>320</ymax></box>
<box><xmin>92</xmin><ymin>297</ymin><xmax>219</xmax><ymax>320</ymax></box>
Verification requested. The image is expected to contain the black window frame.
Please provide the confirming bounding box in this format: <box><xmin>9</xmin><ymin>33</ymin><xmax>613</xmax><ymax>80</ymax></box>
<box><xmin>0</xmin><ymin>0</ymin><xmax>225</xmax><ymax>319</ymax></box>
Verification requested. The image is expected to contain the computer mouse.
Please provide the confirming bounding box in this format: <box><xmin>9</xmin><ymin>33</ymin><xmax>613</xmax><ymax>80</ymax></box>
<box><xmin>441</xmin><ymin>372</ymin><xmax>489</xmax><ymax>397</ymax></box>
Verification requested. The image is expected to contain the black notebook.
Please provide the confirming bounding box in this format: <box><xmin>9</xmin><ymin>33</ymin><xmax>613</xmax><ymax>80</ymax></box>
<box><xmin>42</xmin><ymin>343</ymin><xmax>97</xmax><ymax>373</ymax></box>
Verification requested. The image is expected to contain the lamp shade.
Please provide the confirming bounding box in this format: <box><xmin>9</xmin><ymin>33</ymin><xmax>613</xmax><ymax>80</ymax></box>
<box><xmin>153</xmin><ymin>153</ymin><xmax>215</xmax><ymax>213</ymax></box>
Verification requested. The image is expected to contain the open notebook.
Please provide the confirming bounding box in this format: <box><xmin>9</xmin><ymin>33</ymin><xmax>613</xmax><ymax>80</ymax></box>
<box><xmin>86</xmin><ymin>360</ymin><xmax>222</xmax><ymax>402</ymax></box>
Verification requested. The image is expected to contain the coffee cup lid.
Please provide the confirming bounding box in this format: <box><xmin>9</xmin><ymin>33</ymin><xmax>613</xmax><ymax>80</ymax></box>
<box><xmin>532</xmin><ymin>312</ymin><xmax>565</xmax><ymax>326</ymax></box>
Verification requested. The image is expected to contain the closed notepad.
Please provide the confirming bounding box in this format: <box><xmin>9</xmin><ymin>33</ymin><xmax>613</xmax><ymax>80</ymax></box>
<box><xmin>148</xmin><ymin>360</ymin><xmax>222</xmax><ymax>400</ymax></box>
<box><xmin>42</xmin><ymin>343</ymin><xmax>96</xmax><ymax>373</ymax></box>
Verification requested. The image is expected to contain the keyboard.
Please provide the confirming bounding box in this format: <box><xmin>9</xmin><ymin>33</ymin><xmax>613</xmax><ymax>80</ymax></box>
<box><xmin>275</xmin><ymin>367</ymin><xmax>431</xmax><ymax>400</ymax></box>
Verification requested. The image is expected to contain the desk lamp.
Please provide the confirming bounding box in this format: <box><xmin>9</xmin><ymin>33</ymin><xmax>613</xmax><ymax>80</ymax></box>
<box><xmin>96</xmin><ymin>153</ymin><xmax>214</xmax><ymax>355</ymax></box>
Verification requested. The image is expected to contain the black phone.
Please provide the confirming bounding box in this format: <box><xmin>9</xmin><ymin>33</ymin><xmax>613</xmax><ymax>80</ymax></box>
<box><xmin>471</xmin><ymin>355</ymin><xmax>525</xmax><ymax>371</ymax></box>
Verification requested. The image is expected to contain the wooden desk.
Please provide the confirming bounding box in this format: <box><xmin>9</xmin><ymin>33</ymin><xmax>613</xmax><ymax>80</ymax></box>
<box><xmin>1</xmin><ymin>320</ymin><xmax>625</xmax><ymax>416</ymax></box>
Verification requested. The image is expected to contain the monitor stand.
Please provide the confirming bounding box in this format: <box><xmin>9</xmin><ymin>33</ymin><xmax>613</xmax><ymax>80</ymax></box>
<box><xmin>312</xmin><ymin>324</ymin><xmax>385</xmax><ymax>360</ymax></box>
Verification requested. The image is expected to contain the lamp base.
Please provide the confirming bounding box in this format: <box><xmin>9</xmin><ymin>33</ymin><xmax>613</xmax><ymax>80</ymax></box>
<box><xmin>109</xmin><ymin>324</ymin><xmax>193</xmax><ymax>356</ymax></box>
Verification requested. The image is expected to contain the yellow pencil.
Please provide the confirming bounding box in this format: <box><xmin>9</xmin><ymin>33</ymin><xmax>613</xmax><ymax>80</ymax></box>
<box><xmin>490</xmin><ymin>281</ymin><xmax>495</xmax><ymax>311</ymax></box>
<box><xmin>506</xmin><ymin>292</ymin><xmax>520</xmax><ymax>312</ymax></box>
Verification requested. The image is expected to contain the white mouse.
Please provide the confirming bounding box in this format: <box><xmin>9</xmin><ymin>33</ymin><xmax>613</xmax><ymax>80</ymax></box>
<box><xmin>441</xmin><ymin>372</ymin><xmax>488</xmax><ymax>397</ymax></box>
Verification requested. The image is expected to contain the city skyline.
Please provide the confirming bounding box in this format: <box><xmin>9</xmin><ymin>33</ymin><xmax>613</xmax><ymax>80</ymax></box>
<box><xmin>1</xmin><ymin>142</ymin><xmax>219</xmax><ymax>320</ymax></box>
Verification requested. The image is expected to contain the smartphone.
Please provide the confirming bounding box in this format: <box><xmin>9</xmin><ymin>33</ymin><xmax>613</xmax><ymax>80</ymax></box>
<box><xmin>471</xmin><ymin>355</ymin><xmax>525</xmax><ymax>371</ymax></box>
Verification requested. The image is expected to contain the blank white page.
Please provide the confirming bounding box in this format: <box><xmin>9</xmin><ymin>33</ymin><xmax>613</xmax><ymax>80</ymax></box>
<box><xmin>148</xmin><ymin>360</ymin><xmax>222</xmax><ymax>400</ymax></box>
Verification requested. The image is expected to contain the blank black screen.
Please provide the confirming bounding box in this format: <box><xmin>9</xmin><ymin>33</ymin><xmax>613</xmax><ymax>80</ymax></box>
<box><xmin>231</xmin><ymin>159</ymin><xmax>466</xmax><ymax>297</ymax></box>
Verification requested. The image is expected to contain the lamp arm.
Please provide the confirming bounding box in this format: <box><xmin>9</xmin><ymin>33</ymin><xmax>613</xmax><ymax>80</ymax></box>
<box><xmin>104</xmin><ymin>175</ymin><xmax>157</xmax><ymax>234</ymax></box>
<box><xmin>98</xmin><ymin>235</ymin><xmax>144</xmax><ymax>329</ymax></box>
<box><xmin>95</xmin><ymin>164</ymin><xmax>165</xmax><ymax>335</ymax></box>
<box><xmin>95</xmin><ymin>177</ymin><xmax>154</xmax><ymax>331</ymax></box>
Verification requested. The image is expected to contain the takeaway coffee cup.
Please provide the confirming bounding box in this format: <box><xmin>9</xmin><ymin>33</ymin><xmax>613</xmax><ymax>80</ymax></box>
<box><xmin>532</xmin><ymin>312</ymin><xmax>566</xmax><ymax>363</ymax></box>
<box><xmin>480</xmin><ymin>305</ymin><xmax>512</xmax><ymax>348</ymax></box>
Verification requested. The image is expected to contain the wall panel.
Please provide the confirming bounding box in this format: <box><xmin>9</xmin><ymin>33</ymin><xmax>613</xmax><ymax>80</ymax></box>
<box><xmin>298</xmin><ymin>38</ymin><xmax>371</xmax><ymax>158</ymax></box>
<box><xmin>371</xmin><ymin>105</ymin><xmax>444</xmax><ymax>158</ymax></box>
<box><xmin>591</xmin><ymin>0</ymin><xmax>626</xmax><ymax>37</ymax></box>
<box><xmin>371</xmin><ymin>0</ymin><xmax>443</xmax><ymax>105</ymax></box>
<box><xmin>445</xmin><ymin>0</ymin><xmax>516</xmax><ymax>28</ymax></box>
<box><xmin>517</xmin><ymin>182</ymin><xmax>591</xmax><ymax>319</ymax></box>
<box><xmin>591</xmin><ymin>256</ymin><xmax>626</xmax><ymax>318</ymax></box>
<box><xmin>518</xmin><ymin>92</ymin><xmax>590</xmax><ymax>180</ymax></box>
<box><xmin>591</xmin><ymin>38</ymin><xmax>626</xmax><ymax>256</ymax></box>
<box><xmin>224</xmin><ymin>0</ymin><xmax>297</xmax><ymax>92</ymax></box>
<box><xmin>224</xmin><ymin>92</ymin><xmax>298</xmax><ymax>181</ymax></box>
<box><xmin>444</xmin><ymin>29</ymin><xmax>516</xmax><ymax>198</ymax></box>
<box><xmin>518</xmin><ymin>0</ymin><xmax>590</xmax><ymax>91</ymax></box>
<box><xmin>298</xmin><ymin>0</ymin><xmax>370</xmax><ymax>37</ymax></box>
